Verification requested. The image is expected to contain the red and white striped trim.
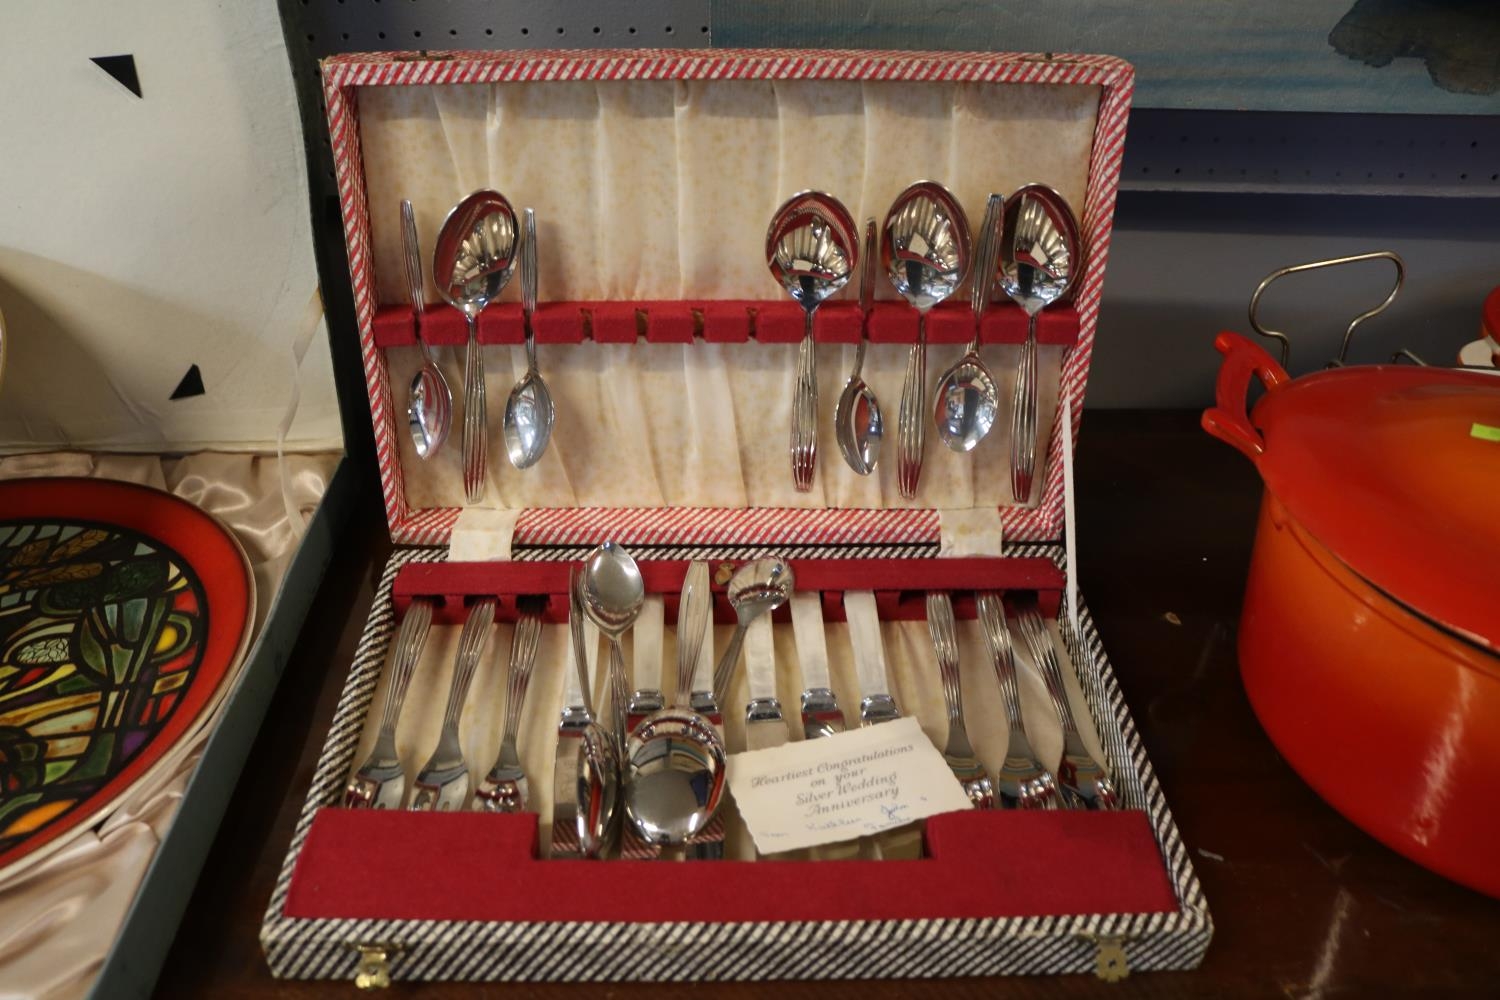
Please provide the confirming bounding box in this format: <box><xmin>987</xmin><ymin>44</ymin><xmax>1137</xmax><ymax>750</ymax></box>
<box><xmin>323</xmin><ymin>49</ymin><xmax>1135</xmax><ymax>549</ymax></box>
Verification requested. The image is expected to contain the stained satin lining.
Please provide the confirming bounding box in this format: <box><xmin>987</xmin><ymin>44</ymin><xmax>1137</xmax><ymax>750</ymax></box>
<box><xmin>0</xmin><ymin>449</ymin><xmax>338</xmax><ymax>1000</ymax></box>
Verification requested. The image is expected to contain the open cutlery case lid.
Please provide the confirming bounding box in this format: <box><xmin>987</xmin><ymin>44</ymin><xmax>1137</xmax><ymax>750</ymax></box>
<box><xmin>320</xmin><ymin>48</ymin><xmax>1133</xmax><ymax>549</ymax></box>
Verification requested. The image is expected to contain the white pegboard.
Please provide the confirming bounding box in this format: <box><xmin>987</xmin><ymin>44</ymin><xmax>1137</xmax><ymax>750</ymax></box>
<box><xmin>290</xmin><ymin>0</ymin><xmax>711</xmax><ymax>55</ymax></box>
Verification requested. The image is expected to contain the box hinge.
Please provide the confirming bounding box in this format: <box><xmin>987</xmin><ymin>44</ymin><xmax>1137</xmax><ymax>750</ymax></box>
<box><xmin>350</xmin><ymin>942</ymin><xmax>402</xmax><ymax>990</ymax></box>
<box><xmin>1081</xmin><ymin>931</ymin><xmax>1131</xmax><ymax>982</ymax></box>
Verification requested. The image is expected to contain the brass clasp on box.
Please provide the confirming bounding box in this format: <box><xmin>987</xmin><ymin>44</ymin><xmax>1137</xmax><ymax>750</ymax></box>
<box><xmin>1081</xmin><ymin>932</ymin><xmax>1131</xmax><ymax>982</ymax></box>
<box><xmin>350</xmin><ymin>942</ymin><xmax>402</xmax><ymax>990</ymax></box>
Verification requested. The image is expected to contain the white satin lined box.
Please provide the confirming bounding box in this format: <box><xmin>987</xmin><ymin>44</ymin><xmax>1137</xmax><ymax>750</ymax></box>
<box><xmin>0</xmin><ymin>2</ymin><xmax>353</xmax><ymax>997</ymax></box>
<box><xmin>259</xmin><ymin>48</ymin><xmax>1213</xmax><ymax>985</ymax></box>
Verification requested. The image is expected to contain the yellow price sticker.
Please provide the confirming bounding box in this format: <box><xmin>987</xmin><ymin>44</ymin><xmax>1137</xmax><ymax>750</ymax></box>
<box><xmin>1473</xmin><ymin>423</ymin><xmax>1500</xmax><ymax>442</ymax></box>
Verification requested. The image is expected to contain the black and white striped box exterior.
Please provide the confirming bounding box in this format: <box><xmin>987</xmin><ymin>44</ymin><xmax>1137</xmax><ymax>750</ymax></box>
<box><xmin>261</xmin><ymin>545</ymin><xmax>1212</xmax><ymax>982</ymax></box>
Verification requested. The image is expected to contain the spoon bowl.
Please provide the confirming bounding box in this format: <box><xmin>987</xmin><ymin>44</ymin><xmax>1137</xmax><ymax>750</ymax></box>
<box><xmin>624</xmin><ymin>709</ymin><xmax>727</xmax><ymax>843</ymax></box>
<box><xmin>505</xmin><ymin>207</ymin><xmax>555</xmax><ymax>469</ymax></box>
<box><xmin>434</xmin><ymin>190</ymin><xmax>519</xmax><ymax>503</ymax></box>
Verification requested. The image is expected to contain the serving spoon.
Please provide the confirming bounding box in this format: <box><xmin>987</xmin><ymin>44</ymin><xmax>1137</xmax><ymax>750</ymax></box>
<box><xmin>624</xmin><ymin>561</ymin><xmax>727</xmax><ymax>846</ymax></box>
<box><xmin>883</xmin><ymin>182</ymin><xmax>971</xmax><ymax>499</ymax></box>
<box><xmin>504</xmin><ymin>207</ymin><xmax>555</xmax><ymax>469</ymax></box>
<box><xmin>934</xmin><ymin>193</ymin><xmax>1004</xmax><ymax>452</ymax></box>
<box><xmin>835</xmin><ymin>218</ymin><xmax>882</xmax><ymax>475</ymax></box>
<box><xmin>766</xmin><ymin>192</ymin><xmax>858</xmax><ymax>492</ymax></box>
<box><xmin>999</xmin><ymin>184</ymin><xmax>1079</xmax><ymax>506</ymax></box>
<box><xmin>434</xmin><ymin>190</ymin><xmax>518</xmax><ymax>504</ymax></box>
<box><xmin>401</xmin><ymin>200</ymin><xmax>452</xmax><ymax>460</ymax></box>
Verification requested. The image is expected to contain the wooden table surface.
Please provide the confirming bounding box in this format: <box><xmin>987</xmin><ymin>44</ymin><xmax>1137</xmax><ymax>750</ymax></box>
<box><xmin>155</xmin><ymin>410</ymin><xmax>1500</xmax><ymax>998</ymax></box>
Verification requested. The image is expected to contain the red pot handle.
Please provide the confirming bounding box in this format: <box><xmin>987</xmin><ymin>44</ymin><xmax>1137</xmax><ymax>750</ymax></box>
<box><xmin>1201</xmin><ymin>331</ymin><xmax>1291</xmax><ymax>461</ymax></box>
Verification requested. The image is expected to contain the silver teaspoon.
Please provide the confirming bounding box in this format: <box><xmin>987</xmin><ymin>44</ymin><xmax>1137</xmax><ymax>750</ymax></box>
<box><xmin>625</xmin><ymin>561</ymin><xmax>728</xmax><ymax>846</ymax></box>
<box><xmin>434</xmin><ymin>190</ymin><xmax>518</xmax><ymax>504</ymax></box>
<box><xmin>504</xmin><ymin>207</ymin><xmax>555</xmax><ymax>469</ymax></box>
<box><xmin>934</xmin><ymin>193</ymin><xmax>1003</xmax><ymax>452</ymax></box>
<box><xmin>709</xmin><ymin>558</ymin><xmax>796</xmax><ymax>710</ymax></box>
<box><xmin>835</xmin><ymin>218</ymin><xmax>882</xmax><ymax>475</ymax></box>
<box><xmin>999</xmin><ymin>185</ymin><xmax>1079</xmax><ymax>506</ymax></box>
<box><xmin>883</xmin><ymin>182</ymin><xmax>972</xmax><ymax>499</ymax></box>
<box><xmin>560</xmin><ymin>566</ymin><xmax>622</xmax><ymax>859</ymax></box>
<box><xmin>401</xmin><ymin>200</ymin><xmax>452</xmax><ymax>460</ymax></box>
<box><xmin>767</xmin><ymin>192</ymin><xmax>858</xmax><ymax>492</ymax></box>
<box><xmin>581</xmin><ymin>541</ymin><xmax>646</xmax><ymax>749</ymax></box>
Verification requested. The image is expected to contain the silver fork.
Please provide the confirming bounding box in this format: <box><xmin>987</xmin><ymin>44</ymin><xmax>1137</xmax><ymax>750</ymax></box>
<box><xmin>976</xmin><ymin>593</ymin><xmax>1058</xmax><ymax>810</ymax></box>
<box><xmin>473</xmin><ymin>603</ymin><xmax>544</xmax><ymax>812</ymax></box>
<box><xmin>1012</xmin><ymin>601</ymin><xmax>1118</xmax><ymax>811</ymax></box>
<box><xmin>925</xmin><ymin>593</ymin><xmax>995</xmax><ymax>809</ymax></box>
<box><xmin>410</xmin><ymin>599</ymin><xmax>495</xmax><ymax>811</ymax></box>
<box><xmin>344</xmin><ymin>598</ymin><xmax>434</xmax><ymax>808</ymax></box>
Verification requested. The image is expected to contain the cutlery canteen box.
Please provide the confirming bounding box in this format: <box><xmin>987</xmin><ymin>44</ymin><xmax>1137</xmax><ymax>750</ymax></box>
<box><xmin>261</xmin><ymin>47</ymin><xmax>1212</xmax><ymax>984</ymax></box>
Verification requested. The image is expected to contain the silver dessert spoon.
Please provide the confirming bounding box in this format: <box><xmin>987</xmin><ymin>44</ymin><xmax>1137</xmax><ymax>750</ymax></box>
<box><xmin>434</xmin><ymin>190</ymin><xmax>518</xmax><ymax>504</ymax></box>
<box><xmin>883</xmin><ymin>181</ymin><xmax>972</xmax><ymax>499</ymax></box>
<box><xmin>581</xmin><ymin>541</ymin><xmax>646</xmax><ymax>749</ymax></box>
<box><xmin>401</xmin><ymin>200</ymin><xmax>452</xmax><ymax>460</ymax></box>
<box><xmin>709</xmin><ymin>558</ymin><xmax>796</xmax><ymax>710</ymax></box>
<box><xmin>999</xmin><ymin>184</ymin><xmax>1079</xmax><ymax>506</ymax></box>
<box><xmin>625</xmin><ymin>561</ymin><xmax>728</xmax><ymax>846</ymax></box>
<box><xmin>504</xmin><ymin>207</ymin><xmax>555</xmax><ymax>470</ymax></box>
<box><xmin>935</xmin><ymin>193</ymin><xmax>1003</xmax><ymax>453</ymax></box>
<box><xmin>767</xmin><ymin>192</ymin><xmax>858</xmax><ymax>492</ymax></box>
<box><xmin>835</xmin><ymin>218</ymin><xmax>882</xmax><ymax>475</ymax></box>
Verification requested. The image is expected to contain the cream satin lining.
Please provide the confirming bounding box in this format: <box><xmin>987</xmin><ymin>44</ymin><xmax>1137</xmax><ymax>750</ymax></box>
<box><xmin>365</xmin><ymin>75</ymin><xmax>1095</xmax><ymax>514</ymax></box>
<box><xmin>350</xmin><ymin>602</ymin><xmax>1107</xmax><ymax>862</ymax></box>
<box><xmin>360</xmin><ymin>80</ymin><xmax>1098</xmax><ymax>304</ymax></box>
<box><xmin>390</xmin><ymin>340</ymin><xmax>1065</xmax><ymax>510</ymax></box>
<box><xmin>0</xmin><ymin>450</ymin><xmax>338</xmax><ymax>1000</ymax></box>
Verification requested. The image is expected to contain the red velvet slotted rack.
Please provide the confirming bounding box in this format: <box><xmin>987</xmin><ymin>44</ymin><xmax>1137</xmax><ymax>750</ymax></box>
<box><xmin>370</xmin><ymin>300</ymin><xmax>1082</xmax><ymax>348</ymax></box>
<box><xmin>390</xmin><ymin>557</ymin><xmax>1068</xmax><ymax>627</ymax></box>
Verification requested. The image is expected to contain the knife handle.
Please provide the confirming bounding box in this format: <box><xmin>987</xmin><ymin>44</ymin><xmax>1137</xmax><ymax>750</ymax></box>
<box><xmin>844</xmin><ymin>591</ymin><xmax>890</xmax><ymax>701</ymax></box>
<box><xmin>789</xmin><ymin>592</ymin><xmax>831</xmax><ymax>691</ymax></box>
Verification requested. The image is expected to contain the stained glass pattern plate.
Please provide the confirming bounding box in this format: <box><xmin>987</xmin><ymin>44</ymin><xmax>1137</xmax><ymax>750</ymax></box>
<box><xmin>0</xmin><ymin>478</ymin><xmax>253</xmax><ymax>880</ymax></box>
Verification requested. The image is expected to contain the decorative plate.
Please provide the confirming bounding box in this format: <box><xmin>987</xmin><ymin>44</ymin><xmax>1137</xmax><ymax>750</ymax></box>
<box><xmin>0</xmin><ymin>478</ymin><xmax>253</xmax><ymax>880</ymax></box>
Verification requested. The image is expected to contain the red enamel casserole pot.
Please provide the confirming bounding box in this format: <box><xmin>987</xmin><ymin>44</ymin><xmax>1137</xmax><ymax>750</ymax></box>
<box><xmin>1203</xmin><ymin>330</ymin><xmax>1500</xmax><ymax>897</ymax></box>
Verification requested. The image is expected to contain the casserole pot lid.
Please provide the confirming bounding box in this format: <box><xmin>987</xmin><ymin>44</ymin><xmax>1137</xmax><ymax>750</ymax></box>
<box><xmin>1252</xmin><ymin>364</ymin><xmax>1500</xmax><ymax>654</ymax></box>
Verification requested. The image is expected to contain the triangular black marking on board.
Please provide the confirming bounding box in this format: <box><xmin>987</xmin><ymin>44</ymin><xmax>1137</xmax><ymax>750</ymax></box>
<box><xmin>170</xmin><ymin>365</ymin><xmax>204</xmax><ymax>400</ymax></box>
<box><xmin>90</xmin><ymin>55</ymin><xmax>142</xmax><ymax>98</ymax></box>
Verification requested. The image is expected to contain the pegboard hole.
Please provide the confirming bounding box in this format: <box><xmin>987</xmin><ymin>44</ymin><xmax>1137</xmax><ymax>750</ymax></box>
<box><xmin>485</xmin><ymin>28</ymin><xmax>494</xmax><ymax>36</ymax></box>
<box><xmin>449</xmin><ymin>28</ymin><xmax>458</xmax><ymax>36</ymax></box>
<box><xmin>628</xmin><ymin>26</ymin><xmax>637</xmax><ymax>34</ymax></box>
<box><xmin>413</xmin><ymin>29</ymin><xmax>422</xmax><ymax>38</ymax></box>
<box><xmin>593</xmin><ymin>26</ymin><xmax>601</xmax><ymax>34</ymax></box>
<box><xmin>557</xmin><ymin>26</ymin><xmax>565</xmax><ymax>35</ymax></box>
<box><xmin>666</xmin><ymin>25</ymin><xmax>675</xmax><ymax>33</ymax></box>
<box><xmin>521</xmin><ymin>27</ymin><xmax>530</xmax><ymax>35</ymax></box>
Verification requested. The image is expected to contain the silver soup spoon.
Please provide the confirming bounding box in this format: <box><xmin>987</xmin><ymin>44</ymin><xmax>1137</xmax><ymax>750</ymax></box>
<box><xmin>767</xmin><ymin>192</ymin><xmax>858</xmax><ymax>492</ymax></box>
<box><xmin>999</xmin><ymin>184</ymin><xmax>1079</xmax><ymax>506</ymax></box>
<box><xmin>434</xmin><ymin>190</ymin><xmax>518</xmax><ymax>504</ymax></box>
<box><xmin>883</xmin><ymin>182</ymin><xmax>972</xmax><ymax>499</ymax></box>
<box><xmin>401</xmin><ymin>200</ymin><xmax>452</xmax><ymax>460</ymax></box>
<box><xmin>835</xmin><ymin>218</ymin><xmax>882</xmax><ymax>475</ymax></box>
<box><xmin>934</xmin><ymin>193</ymin><xmax>1004</xmax><ymax>453</ymax></box>
<box><xmin>504</xmin><ymin>207</ymin><xmax>555</xmax><ymax>470</ymax></box>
